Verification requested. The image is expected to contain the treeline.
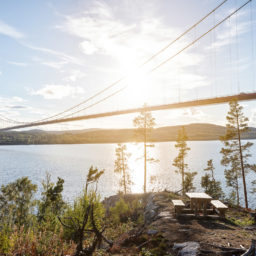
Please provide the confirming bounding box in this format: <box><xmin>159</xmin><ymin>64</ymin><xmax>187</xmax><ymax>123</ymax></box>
<box><xmin>0</xmin><ymin>168</ymin><xmax>145</xmax><ymax>255</ymax></box>
<box><xmin>0</xmin><ymin>100</ymin><xmax>256</xmax><ymax>255</ymax></box>
<box><xmin>1</xmin><ymin>123</ymin><xmax>256</xmax><ymax>145</ymax></box>
<box><xmin>114</xmin><ymin>101</ymin><xmax>256</xmax><ymax>209</ymax></box>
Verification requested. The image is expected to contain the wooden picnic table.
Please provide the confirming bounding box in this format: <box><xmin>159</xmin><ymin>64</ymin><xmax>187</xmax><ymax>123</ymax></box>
<box><xmin>186</xmin><ymin>192</ymin><xmax>212</xmax><ymax>216</ymax></box>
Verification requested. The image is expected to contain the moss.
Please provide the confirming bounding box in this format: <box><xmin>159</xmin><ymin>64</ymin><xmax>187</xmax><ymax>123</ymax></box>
<box><xmin>227</xmin><ymin>216</ymin><xmax>254</xmax><ymax>226</ymax></box>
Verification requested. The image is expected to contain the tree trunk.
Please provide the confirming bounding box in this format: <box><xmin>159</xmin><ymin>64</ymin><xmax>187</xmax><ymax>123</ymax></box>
<box><xmin>144</xmin><ymin>135</ymin><xmax>147</xmax><ymax>193</ymax></box>
<box><xmin>236</xmin><ymin>172</ymin><xmax>240</xmax><ymax>206</ymax></box>
<box><xmin>182</xmin><ymin>159</ymin><xmax>184</xmax><ymax>195</ymax></box>
<box><xmin>144</xmin><ymin>116</ymin><xmax>147</xmax><ymax>193</ymax></box>
<box><xmin>121</xmin><ymin>149</ymin><xmax>127</xmax><ymax>194</ymax></box>
<box><xmin>236</xmin><ymin>113</ymin><xmax>248</xmax><ymax>209</ymax></box>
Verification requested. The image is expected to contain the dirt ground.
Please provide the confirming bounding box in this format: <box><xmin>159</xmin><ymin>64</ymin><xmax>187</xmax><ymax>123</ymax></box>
<box><xmin>111</xmin><ymin>192</ymin><xmax>256</xmax><ymax>255</ymax></box>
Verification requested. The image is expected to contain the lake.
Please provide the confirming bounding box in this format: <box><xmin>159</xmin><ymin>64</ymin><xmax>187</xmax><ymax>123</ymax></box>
<box><xmin>0</xmin><ymin>141</ymin><xmax>255</xmax><ymax>208</ymax></box>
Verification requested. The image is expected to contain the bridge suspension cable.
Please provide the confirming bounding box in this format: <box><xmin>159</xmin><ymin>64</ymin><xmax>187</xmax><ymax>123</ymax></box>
<box><xmin>149</xmin><ymin>0</ymin><xmax>252</xmax><ymax>73</ymax></box>
<box><xmin>1</xmin><ymin>0</ymin><xmax>253</xmax><ymax>130</ymax></box>
<box><xmin>53</xmin><ymin>0</ymin><xmax>252</xmax><ymax>120</ymax></box>
<box><xmin>28</xmin><ymin>0</ymin><xmax>229</xmax><ymax>123</ymax></box>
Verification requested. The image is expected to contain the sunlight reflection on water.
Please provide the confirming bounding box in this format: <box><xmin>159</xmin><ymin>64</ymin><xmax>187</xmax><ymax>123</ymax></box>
<box><xmin>0</xmin><ymin>141</ymin><xmax>255</xmax><ymax>208</ymax></box>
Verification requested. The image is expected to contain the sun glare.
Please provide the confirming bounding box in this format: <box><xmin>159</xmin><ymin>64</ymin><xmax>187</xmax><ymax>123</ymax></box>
<box><xmin>122</xmin><ymin>71</ymin><xmax>149</xmax><ymax>108</ymax></box>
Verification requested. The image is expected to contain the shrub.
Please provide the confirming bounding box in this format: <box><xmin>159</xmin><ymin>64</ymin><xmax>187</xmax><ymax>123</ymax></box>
<box><xmin>61</xmin><ymin>190</ymin><xmax>105</xmax><ymax>242</ymax></box>
<box><xmin>110</xmin><ymin>198</ymin><xmax>130</xmax><ymax>224</ymax></box>
<box><xmin>109</xmin><ymin>198</ymin><xmax>144</xmax><ymax>225</ymax></box>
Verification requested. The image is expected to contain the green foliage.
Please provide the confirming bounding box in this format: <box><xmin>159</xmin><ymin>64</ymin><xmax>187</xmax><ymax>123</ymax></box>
<box><xmin>0</xmin><ymin>228</ymin><xmax>12</xmax><ymax>254</ymax></box>
<box><xmin>173</xmin><ymin>127</ymin><xmax>192</xmax><ymax>195</ymax></box>
<box><xmin>38</xmin><ymin>173</ymin><xmax>66</xmax><ymax>222</ymax></box>
<box><xmin>114</xmin><ymin>143</ymin><xmax>132</xmax><ymax>194</ymax></box>
<box><xmin>140</xmin><ymin>248</ymin><xmax>154</xmax><ymax>256</ymax></box>
<box><xmin>109</xmin><ymin>198</ymin><xmax>144</xmax><ymax>224</ymax></box>
<box><xmin>0</xmin><ymin>226</ymin><xmax>75</xmax><ymax>255</ymax></box>
<box><xmin>220</xmin><ymin>100</ymin><xmax>255</xmax><ymax>208</ymax></box>
<box><xmin>0</xmin><ymin>177</ymin><xmax>37</xmax><ymax>228</ymax></box>
<box><xmin>110</xmin><ymin>198</ymin><xmax>129</xmax><ymax>224</ymax></box>
<box><xmin>85</xmin><ymin>166</ymin><xmax>104</xmax><ymax>194</ymax></box>
<box><xmin>226</xmin><ymin>191</ymin><xmax>238</xmax><ymax>206</ymax></box>
<box><xmin>36</xmin><ymin>173</ymin><xmax>66</xmax><ymax>234</ymax></box>
<box><xmin>201</xmin><ymin>159</ymin><xmax>224</xmax><ymax>199</ymax></box>
<box><xmin>133</xmin><ymin>104</ymin><xmax>157</xmax><ymax>193</ymax></box>
<box><xmin>227</xmin><ymin>214</ymin><xmax>255</xmax><ymax>226</ymax></box>
<box><xmin>61</xmin><ymin>191</ymin><xmax>105</xmax><ymax>242</ymax></box>
<box><xmin>184</xmin><ymin>171</ymin><xmax>197</xmax><ymax>193</ymax></box>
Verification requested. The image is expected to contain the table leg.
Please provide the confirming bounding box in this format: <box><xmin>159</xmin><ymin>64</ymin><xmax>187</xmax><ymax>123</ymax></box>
<box><xmin>203</xmin><ymin>200</ymin><xmax>207</xmax><ymax>216</ymax></box>
<box><xmin>190</xmin><ymin>199</ymin><xmax>194</xmax><ymax>211</ymax></box>
<box><xmin>195</xmin><ymin>199</ymin><xmax>198</xmax><ymax>216</ymax></box>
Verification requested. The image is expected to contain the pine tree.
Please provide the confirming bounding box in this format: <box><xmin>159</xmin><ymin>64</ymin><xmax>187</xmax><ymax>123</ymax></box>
<box><xmin>38</xmin><ymin>173</ymin><xmax>66</xmax><ymax>221</ymax></box>
<box><xmin>184</xmin><ymin>172</ymin><xmax>197</xmax><ymax>192</ymax></box>
<box><xmin>173</xmin><ymin>126</ymin><xmax>194</xmax><ymax>195</ymax></box>
<box><xmin>224</xmin><ymin>156</ymin><xmax>241</xmax><ymax>206</ymax></box>
<box><xmin>201</xmin><ymin>159</ymin><xmax>224</xmax><ymax>199</ymax></box>
<box><xmin>220</xmin><ymin>100</ymin><xmax>255</xmax><ymax>209</ymax></box>
<box><xmin>85</xmin><ymin>166</ymin><xmax>104</xmax><ymax>194</ymax></box>
<box><xmin>114</xmin><ymin>143</ymin><xmax>132</xmax><ymax>194</ymax></box>
<box><xmin>133</xmin><ymin>104</ymin><xmax>157</xmax><ymax>193</ymax></box>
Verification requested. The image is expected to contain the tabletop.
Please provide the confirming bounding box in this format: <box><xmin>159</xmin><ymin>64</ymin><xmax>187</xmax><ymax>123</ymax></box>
<box><xmin>186</xmin><ymin>192</ymin><xmax>212</xmax><ymax>199</ymax></box>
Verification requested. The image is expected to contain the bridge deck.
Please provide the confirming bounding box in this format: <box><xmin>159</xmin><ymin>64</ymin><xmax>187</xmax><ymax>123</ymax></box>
<box><xmin>1</xmin><ymin>92</ymin><xmax>256</xmax><ymax>131</ymax></box>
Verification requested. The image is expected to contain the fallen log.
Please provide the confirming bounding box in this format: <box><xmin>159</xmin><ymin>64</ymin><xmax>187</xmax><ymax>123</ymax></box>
<box><xmin>201</xmin><ymin>242</ymin><xmax>246</xmax><ymax>253</ymax></box>
<box><xmin>200</xmin><ymin>249</ymin><xmax>247</xmax><ymax>255</ymax></box>
<box><xmin>241</xmin><ymin>239</ymin><xmax>255</xmax><ymax>256</ymax></box>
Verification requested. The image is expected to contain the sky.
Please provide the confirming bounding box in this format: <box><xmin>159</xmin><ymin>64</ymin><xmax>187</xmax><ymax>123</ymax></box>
<box><xmin>0</xmin><ymin>0</ymin><xmax>256</xmax><ymax>130</ymax></box>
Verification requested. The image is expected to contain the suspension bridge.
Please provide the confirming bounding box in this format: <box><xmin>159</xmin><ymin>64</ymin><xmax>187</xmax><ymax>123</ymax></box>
<box><xmin>0</xmin><ymin>0</ymin><xmax>255</xmax><ymax>132</ymax></box>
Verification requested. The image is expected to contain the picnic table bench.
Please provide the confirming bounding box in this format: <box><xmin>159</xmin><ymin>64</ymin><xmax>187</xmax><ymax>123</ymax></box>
<box><xmin>186</xmin><ymin>192</ymin><xmax>212</xmax><ymax>216</ymax></box>
<box><xmin>211</xmin><ymin>200</ymin><xmax>228</xmax><ymax>218</ymax></box>
<box><xmin>172</xmin><ymin>200</ymin><xmax>185</xmax><ymax>216</ymax></box>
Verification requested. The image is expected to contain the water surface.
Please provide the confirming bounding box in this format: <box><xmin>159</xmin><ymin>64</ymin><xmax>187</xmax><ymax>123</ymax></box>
<box><xmin>0</xmin><ymin>141</ymin><xmax>255</xmax><ymax>208</ymax></box>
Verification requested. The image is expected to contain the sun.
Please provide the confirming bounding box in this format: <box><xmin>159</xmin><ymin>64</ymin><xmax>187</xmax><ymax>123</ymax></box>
<box><xmin>120</xmin><ymin>71</ymin><xmax>150</xmax><ymax>109</ymax></box>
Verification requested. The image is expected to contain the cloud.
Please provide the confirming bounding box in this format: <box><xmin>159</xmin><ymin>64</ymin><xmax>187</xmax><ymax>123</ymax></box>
<box><xmin>79</xmin><ymin>41</ymin><xmax>98</xmax><ymax>55</ymax></box>
<box><xmin>7</xmin><ymin>105</ymin><xmax>27</xmax><ymax>109</ymax></box>
<box><xmin>57</xmin><ymin>1</ymin><xmax>208</xmax><ymax>92</ymax></box>
<box><xmin>0</xmin><ymin>71</ymin><xmax>2</xmax><ymax>76</ymax></box>
<box><xmin>23</xmin><ymin>43</ymin><xmax>84</xmax><ymax>66</ymax></box>
<box><xmin>206</xmin><ymin>14</ymin><xmax>250</xmax><ymax>51</ymax></box>
<box><xmin>31</xmin><ymin>84</ymin><xmax>84</xmax><ymax>99</ymax></box>
<box><xmin>0</xmin><ymin>96</ymin><xmax>27</xmax><ymax>121</ymax></box>
<box><xmin>64</xmin><ymin>70</ymin><xmax>86</xmax><ymax>82</ymax></box>
<box><xmin>8</xmin><ymin>61</ymin><xmax>27</xmax><ymax>67</ymax></box>
<box><xmin>183</xmin><ymin>107</ymin><xmax>206</xmax><ymax>118</ymax></box>
<box><xmin>0</xmin><ymin>20</ymin><xmax>24</xmax><ymax>39</ymax></box>
<box><xmin>41</xmin><ymin>60</ymin><xmax>68</xmax><ymax>69</ymax></box>
<box><xmin>12</xmin><ymin>96</ymin><xmax>26</xmax><ymax>102</ymax></box>
<box><xmin>0</xmin><ymin>96</ymin><xmax>26</xmax><ymax>104</ymax></box>
<box><xmin>58</xmin><ymin>3</ymin><xmax>179</xmax><ymax>64</ymax></box>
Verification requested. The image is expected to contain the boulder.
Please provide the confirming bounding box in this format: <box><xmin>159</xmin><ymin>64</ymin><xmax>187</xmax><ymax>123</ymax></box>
<box><xmin>173</xmin><ymin>241</ymin><xmax>200</xmax><ymax>256</ymax></box>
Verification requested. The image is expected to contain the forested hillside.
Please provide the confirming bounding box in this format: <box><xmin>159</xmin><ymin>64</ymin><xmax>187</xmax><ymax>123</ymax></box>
<box><xmin>0</xmin><ymin>123</ymin><xmax>255</xmax><ymax>145</ymax></box>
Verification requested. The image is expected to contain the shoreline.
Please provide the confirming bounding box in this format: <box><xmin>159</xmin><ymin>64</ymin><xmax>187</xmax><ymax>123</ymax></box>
<box><xmin>1</xmin><ymin>137</ymin><xmax>256</xmax><ymax>146</ymax></box>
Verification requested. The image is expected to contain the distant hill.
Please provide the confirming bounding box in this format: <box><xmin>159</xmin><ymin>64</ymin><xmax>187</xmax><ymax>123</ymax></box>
<box><xmin>0</xmin><ymin>123</ymin><xmax>255</xmax><ymax>145</ymax></box>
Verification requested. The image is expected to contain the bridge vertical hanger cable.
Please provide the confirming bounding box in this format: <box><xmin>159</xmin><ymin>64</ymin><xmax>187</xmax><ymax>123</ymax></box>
<box><xmin>2</xmin><ymin>0</ymin><xmax>253</xmax><ymax>131</ymax></box>
<box><xmin>178</xmin><ymin>55</ymin><xmax>181</xmax><ymax>103</ymax></box>
<box><xmin>194</xmin><ymin>25</ymin><xmax>198</xmax><ymax>101</ymax></box>
<box><xmin>250</xmin><ymin>0</ymin><xmax>255</xmax><ymax>91</ymax></box>
<box><xmin>213</xmin><ymin>11</ymin><xmax>217</xmax><ymax>98</ymax></box>
<box><xmin>53</xmin><ymin>0</ymin><xmax>255</xmax><ymax>120</ymax></box>
<box><xmin>210</xmin><ymin>17</ymin><xmax>213</xmax><ymax>98</ymax></box>
<box><xmin>228</xmin><ymin>17</ymin><xmax>233</xmax><ymax>94</ymax></box>
<box><xmin>235</xmin><ymin>0</ymin><xmax>240</xmax><ymax>94</ymax></box>
<box><xmin>0</xmin><ymin>0</ymin><xmax>230</xmax><ymax>127</ymax></box>
<box><xmin>28</xmin><ymin>0</ymin><xmax>229</xmax><ymax>124</ymax></box>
